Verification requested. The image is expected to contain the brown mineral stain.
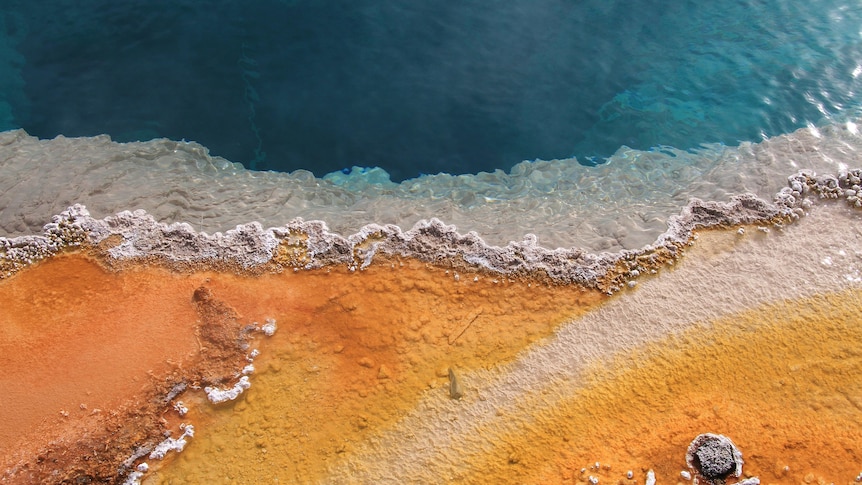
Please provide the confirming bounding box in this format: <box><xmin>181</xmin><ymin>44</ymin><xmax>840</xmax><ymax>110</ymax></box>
<box><xmin>147</xmin><ymin>259</ymin><xmax>605</xmax><ymax>484</ymax></box>
<box><xmin>470</xmin><ymin>289</ymin><xmax>862</xmax><ymax>485</ymax></box>
<box><xmin>0</xmin><ymin>255</ymin><xmax>202</xmax><ymax>461</ymax></box>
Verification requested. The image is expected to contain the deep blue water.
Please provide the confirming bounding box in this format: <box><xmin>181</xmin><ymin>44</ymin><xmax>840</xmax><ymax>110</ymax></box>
<box><xmin>1</xmin><ymin>0</ymin><xmax>861</xmax><ymax>181</ymax></box>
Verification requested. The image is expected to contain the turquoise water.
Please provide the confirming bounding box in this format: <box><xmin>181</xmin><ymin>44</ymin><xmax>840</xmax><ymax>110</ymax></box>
<box><xmin>1</xmin><ymin>1</ymin><xmax>861</xmax><ymax>181</ymax></box>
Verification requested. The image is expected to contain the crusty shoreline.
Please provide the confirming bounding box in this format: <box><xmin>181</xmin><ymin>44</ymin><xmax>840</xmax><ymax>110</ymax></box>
<box><xmin>3</xmin><ymin>168</ymin><xmax>859</xmax><ymax>291</ymax></box>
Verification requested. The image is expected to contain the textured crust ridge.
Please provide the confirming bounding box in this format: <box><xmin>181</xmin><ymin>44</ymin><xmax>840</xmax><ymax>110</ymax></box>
<box><xmin>2</xmin><ymin>169</ymin><xmax>861</xmax><ymax>289</ymax></box>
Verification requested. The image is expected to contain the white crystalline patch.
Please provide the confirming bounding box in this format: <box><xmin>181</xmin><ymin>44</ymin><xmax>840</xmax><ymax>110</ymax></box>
<box><xmin>736</xmin><ymin>478</ymin><xmax>761</xmax><ymax>485</ymax></box>
<box><xmin>122</xmin><ymin>471</ymin><xmax>144</xmax><ymax>485</ymax></box>
<box><xmin>173</xmin><ymin>401</ymin><xmax>188</xmax><ymax>416</ymax></box>
<box><xmin>149</xmin><ymin>425</ymin><xmax>194</xmax><ymax>460</ymax></box>
<box><xmin>242</xmin><ymin>364</ymin><xmax>255</xmax><ymax>375</ymax></box>
<box><xmin>821</xmin><ymin>256</ymin><xmax>833</xmax><ymax>266</ymax></box>
<box><xmin>261</xmin><ymin>318</ymin><xmax>277</xmax><ymax>336</ymax></box>
<box><xmin>645</xmin><ymin>470</ymin><xmax>656</xmax><ymax>485</ymax></box>
<box><xmin>205</xmin><ymin>376</ymin><xmax>251</xmax><ymax>404</ymax></box>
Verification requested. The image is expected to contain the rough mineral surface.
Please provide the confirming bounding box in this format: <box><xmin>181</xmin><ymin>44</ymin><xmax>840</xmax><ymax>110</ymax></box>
<box><xmin>686</xmin><ymin>433</ymin><xmax>743</xmax><ymax>481</ymax></box>
<box><xmin>3</xmin><ymin>169</ymin><xmax>858</xmax><ymax>289</ymax></box>
<box><xmin>695</xmin><ymin>439</ymin><xmax>735</xmax><ymax>477</ymax></box>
